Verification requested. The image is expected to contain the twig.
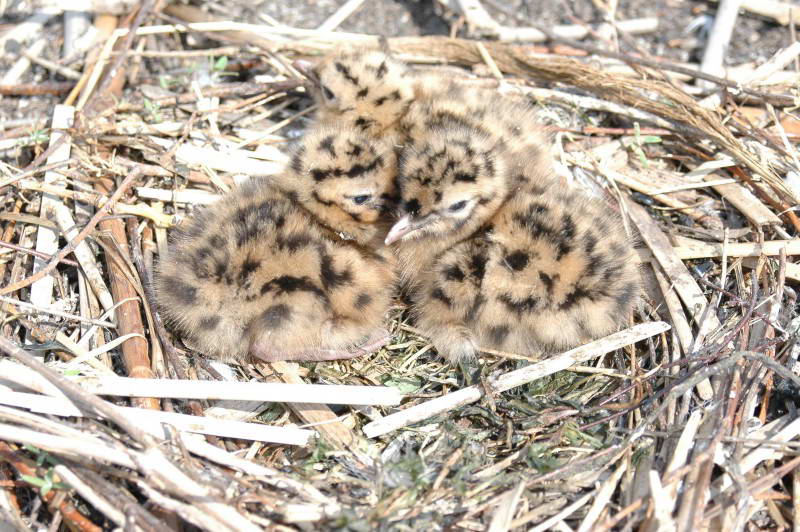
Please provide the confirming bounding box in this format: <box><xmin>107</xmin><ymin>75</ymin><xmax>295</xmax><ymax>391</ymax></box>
<box><xmin>20</xmin><ymin>50</ymin><xmax>81</xmax><ymax>80</ymax></box>
<box><xmin>627</xmin><ymin>203</ymin><xmax>721</xmax><ymax>399</ymax></box>
<box><xmin>29</xmin><ymin>105</ymin><xmax>74</xmax><ymax>312</ymax></box>
<box><xmin>671</xmin><ymin>238</ymin><xmax>800</xmax><ymax>259</ymax></box>
<box><xmin>268</xmin><ymin>361</ymin><xmax>375</xmax><ymax>468</ymax></box>
<box><xmin>0</xmin><ymin>296</ymin><xmax>115</xmax><ymax>328</ymax></box>
<box><xmin>699</xmin><ymin>0</ymin><xmax>742</xmax><ymax>87</ymax></box>
<box><xmin>51</xmin><ymin>203</ymin><xmax>115</xmax><ymax>312</ymax></box>
<box><xmin>710</xmin><ymin>0</ymin><xmax>800</xmax><ymax>26</ymax></box>
<box><xmin>0</xmin><ymin>337</ymin><xmax>263</xmax><ymax>532</ymax></box>
<box><xmin>0</xmin><ymin>167</ymin><xmax>142</xmax><ymax>296</ymax></box>
<box><xmin>0</xmin><ymin>359</ymin><xmax>401</xmax><ymax>406</ymax></box>
<box><xmin>0</xmin><ymin>83</ymin><xmax>75</xmax><ymax>96</ymax></box>
<box><xmin>0</xmin><ymin>442</ymin><xmax>102</xmax><ymax>532</ymax></box>
<box><xmin>0</xmin><ymin>390</ymin><xmax>313</xmax><ymax>445</ymax></box>
<box><xmin>317</xmin><ymin>0</ymin><xmax>367</xmax><ymax>32</ymax></box>
<box><xmin>0</xmin><ymin>240</ymin><xmax>79</xmax><ymax>268</ymax></box>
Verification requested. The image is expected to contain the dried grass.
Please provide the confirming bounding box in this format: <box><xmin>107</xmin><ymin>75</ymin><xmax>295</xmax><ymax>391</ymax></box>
<box><xmin>1</xmin><ymin>2</ymin><xmax>799</xmax><ymax>530</ymax></box>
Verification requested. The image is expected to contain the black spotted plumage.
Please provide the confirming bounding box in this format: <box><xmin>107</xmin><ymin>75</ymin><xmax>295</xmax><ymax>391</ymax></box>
<box><xmin>155</xmin><ymin>118</ymin><xmax>399</xmax><ymax>364</ymax></box>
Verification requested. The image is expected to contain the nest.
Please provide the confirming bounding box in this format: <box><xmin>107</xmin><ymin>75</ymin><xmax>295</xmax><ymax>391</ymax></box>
<box><xmin>1</xmin><ymin>1</ymin><xmax>799</xmax><ymax>530</ymax></box>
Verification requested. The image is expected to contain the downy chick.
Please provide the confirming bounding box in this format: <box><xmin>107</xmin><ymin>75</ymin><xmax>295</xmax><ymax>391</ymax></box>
<box><xmin>300</xmin><ymin>47</ymin><xmax>555</xmax><ymax>190</ymax></box>
<box><xmin>298</xmin><ymin>47</ymin><xmax>416</xmax><ymax>138</ymax></box>
<box><xmin>155</xmin><ymin>125</ymin><xmax>399</xmax><ymax>363</ymax></box>
<box><xmin>386</xmin><ymin>124</ymin><xmax>640</xmax><ymax>362</ymax></box>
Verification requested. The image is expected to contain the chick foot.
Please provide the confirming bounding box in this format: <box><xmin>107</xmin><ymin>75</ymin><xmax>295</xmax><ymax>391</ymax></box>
<box><xmin>251</xmin><ymin>328</ymin><xmax>390</xmax><ymax>362</ymax></box>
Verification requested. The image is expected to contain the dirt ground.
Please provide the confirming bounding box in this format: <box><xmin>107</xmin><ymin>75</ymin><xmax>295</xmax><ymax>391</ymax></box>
<box><xmin>252</xmin><ymin>0</ymin><xmax>789</xmax><ymax>63</ymax></box>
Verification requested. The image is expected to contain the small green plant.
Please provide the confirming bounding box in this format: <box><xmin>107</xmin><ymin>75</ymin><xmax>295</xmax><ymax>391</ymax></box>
<box><xmin>212</xmin><ymin>56</ymin><xmax>228</xmax><ymax>73</ymax></box>
<box><xmin>143</xmin><ymin>98</ymin><xmax>162</xmax><ymax>123</ymax></box>
<box><xmin>17</xmin><ymin>129</ymin><xmax>49</xmax><ymax>147</ymax></box>
<box><xmin>20</xmin><ymin>445</ymin><xmax>68</xmax><ymax>497</ymax></box>
<box><xmin>627</xmin><ymin>122</ymin><xmax>662</xmax><ymax>168</ymax></box>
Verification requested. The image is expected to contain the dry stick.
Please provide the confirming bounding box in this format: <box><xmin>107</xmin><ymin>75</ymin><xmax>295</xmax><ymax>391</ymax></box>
<box><xmin>14</xmin><ymin>181</ymin><xmax>175</xmax><ymax>228</ymax></box>
<box><xmin>268</xmin><ymin>361</ymin><xmax>375</xmax><ymax>468</ymax></box>
<box><xmin>94</xmin><ymin>184</ymin><xmax>156</xmax><ymax>408</ymax></box>
<box><xmin>0</xmin><ymin>240</ymin><xmax>79</xmax><ymax>268</ymax></box>
<box><xmin>627</xmin><ymin>203</ymin><xmax>719</xmax><ymax>400</ymax></box>
<box><xmin>699</xmin><ymin>0</ymin><xmax>742</xmax><ymax>88</ymax></box>
<box><xmin>0</xmin><ymin>336</ymin><xmax>152</xmax><ymax>445</ymax></box>
<box><xmin>0</xmin><ymin>390</ymin><xmax>313</xmax><ymax>445</ymax></box>
<box><xmin>21</xmin><ymin>50</ymin><xmax>82</xmax><ymax>80</ymax></box>
<box><xmin>705</xmin><ymin>455</ymin><xmax>800</xmax><ymax>521</ymax></box>
<box><xmin>0</xmin><ymin>168</ymin><xmax>142</xmax><ymax>296</ymax></box>
<box><xmin>0</xmin><ymin>338</ymin><xmax>261</xmax><ymax>532</ymax></box>
<box><xmin>51</xmin><ymin>465</ymin><xmax>126</xmax><ymax>528</ymax></box>
<box><xmin>317</xmin><ymin>0</ymin><xmax>367</xmax><ymax>31</ymax></box>
<box><xmin>126</xmin><ymin>217</ymin><xmax>184</xmax><ymax>381</ymax></box>
<box><xmin>52</xmin><ymin>203</ymin><xmax>115</xmax><ymax>312</ymax></box>
<box><xmin>0</xmin><ymin>296</ymin><xmax>115</xmax><ymax>328</ymax></box>
<box><xmin>29</xmin><ymin>105</ymin><xmax>74</xmax><ymax>313</ymax></box>
<box><xmin>0</xmin><ymin>160</ymin><xmax>75</xmax><ymax>190</ymax></box>
<box><xmin>80</xmin><ymin>0</ymin><xmax>155</xmax><ymax>115</ymax></box>
<box><xmin>363</xmin><ymin>321</ymin><xmax>670</xmax><ymax>438</ymax></box>
<box><xmin>0</xmin><ymin>361</ymin><xmax>400</xmax><ymax>406</ymax></box>
<box><xmin>709</xmin><ymin>0</ymin><xmax>800</xmax><ymax>26</ymax></box>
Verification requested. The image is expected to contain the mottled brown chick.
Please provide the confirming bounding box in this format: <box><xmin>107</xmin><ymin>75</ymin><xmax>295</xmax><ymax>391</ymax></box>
<box><xmin>302</xmin><ymin>47</ymin><xmax>555</xmax><ymax>190</ymax></box>
<box><xmin>299</xmin><ymin>47</ymin><xmax>417</xmax><ymax>138</ymax></box>
<box><xmin>155</xmin><ymin>125</ymin><xmax>398</xmax><ymax>364</ymax></box>
<box><xmin>387</xmin><ymin>124</ymin><xmax>640</xmax><ymax>362</ymax></box>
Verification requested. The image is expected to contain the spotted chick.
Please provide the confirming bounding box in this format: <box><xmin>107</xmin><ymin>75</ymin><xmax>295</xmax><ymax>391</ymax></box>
<box><xmin>299</xmin><ymin>47</ymin><xmax>417</xmax><ymax>138</ymax></box>
<box><xmin>155</xmin><ymin>124</ymin><xmax>399</xmax><ymax>363</ymax></box>
<box><xmin>386</xmin><ymin>123</ymin><xmax>641</xmax><ymax>362</ymax></box>
<box><xmin>301</xmin><ymin>47</ymin><xmax>555</xmax><ymax>190</ymax></box>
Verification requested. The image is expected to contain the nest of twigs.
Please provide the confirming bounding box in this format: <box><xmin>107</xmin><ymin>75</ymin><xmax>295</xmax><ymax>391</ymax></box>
<box><xmin>1</xmin><ymin>1</ymin><xmax>800</xmax><ymax>530</ymax></box>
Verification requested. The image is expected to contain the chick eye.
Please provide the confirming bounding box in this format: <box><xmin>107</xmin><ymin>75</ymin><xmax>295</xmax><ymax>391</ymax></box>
<box><xmin>449</xmin><ymin>200</ymin><xmax>468</xmax><ymax>212</ymax></box>
<box><xmin>351</xmin><ymin>195</ymin><xmax>372</xmax><ymax>205</ymax></box>
<box><xmin>321</xmin><ymin>85</ymin><xmax>335</xmax><ymax>101</ymax></box>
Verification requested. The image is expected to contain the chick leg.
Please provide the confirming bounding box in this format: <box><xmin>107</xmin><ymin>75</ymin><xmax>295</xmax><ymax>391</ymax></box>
<box><xmin>250</xmin><ymin>327</ymin><xmax>390</xmax><ymax>362</ymax></box>
<box><xmin>426</xmin><ymin>324</ymin><xmax>478</xmax><ymax>363</ymax></box>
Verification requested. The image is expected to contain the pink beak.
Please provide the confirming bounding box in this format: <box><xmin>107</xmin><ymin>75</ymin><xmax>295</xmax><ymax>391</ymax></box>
<box><xmin>385</xmin><ymin>215</ymin><xmax>413</xmax><ymax>245</ymax></box>
<box><xmin>292</xmin><ymin>59</ymin><xmax>315</xmax><ymax>78</ymax></box>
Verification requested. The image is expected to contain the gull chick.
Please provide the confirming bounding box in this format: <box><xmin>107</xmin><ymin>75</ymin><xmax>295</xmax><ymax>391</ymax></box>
<box><xmin>386</xmin><ymin>124</ymin><xmax>640</xmax><ymax>362</ymax></box>
<box><xmin>155</xmin><ymin>124</ymin><xmax>399</xmax><ymax>363</ymax></box>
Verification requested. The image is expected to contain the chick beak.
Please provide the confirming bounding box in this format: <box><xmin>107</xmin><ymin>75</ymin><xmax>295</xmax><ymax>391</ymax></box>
<box><xmin>292</xmin><ymin>59</ymin><xmax>320</xmax><ymax>87</ymax></box>
<box><xmin>385</xmin><ymin>215</ymin><xmax>414</xmax><ymax>245</ymax></box>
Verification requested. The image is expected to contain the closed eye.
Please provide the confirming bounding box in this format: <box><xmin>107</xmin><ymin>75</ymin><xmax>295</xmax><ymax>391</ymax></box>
<box><xmin>449</xmin><ymin>200</ymin><xmax>467</xmax><ymax>212</ymax></box>
<box><xmin>351</xmin><ymin>194</ymin><xmax>372</xmax><ymax>205</ymax></box>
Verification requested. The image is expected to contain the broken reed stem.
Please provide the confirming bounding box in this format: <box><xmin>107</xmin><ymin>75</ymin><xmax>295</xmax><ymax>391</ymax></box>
<box><xmin>0</xmin><ymin>359</ymin><xmax>402</xmax><ymax>405</ymax></box>
<box><xmin>0</xmin><ymin>167</ymin><xmax>143</xmax><ymax>296</ymax></box>
<box><xmin>0</xmin><ymin>390</ymin><xmax>313</xmax><ymax>445</ymax></box>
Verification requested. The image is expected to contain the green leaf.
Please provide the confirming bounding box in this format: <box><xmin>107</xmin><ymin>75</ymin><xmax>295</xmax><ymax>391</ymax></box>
<box><xmin>639</xmin><ymin>135</ymin><xmax>663</xmax><ymax>144</ymax></box>
<box><xmin>214</xmin><ymin>56</ymin><xmax>229</xmax><ymax>71</ymax></box>
<box><xmin>382</xmin><ymin>375</ymin><xmax>422</xmax><ymax>394</ymax></box>
<box><xmin>20</xmin><ymin>475</ymin><xmax>47</xmax><ymax>488</ymax></box>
